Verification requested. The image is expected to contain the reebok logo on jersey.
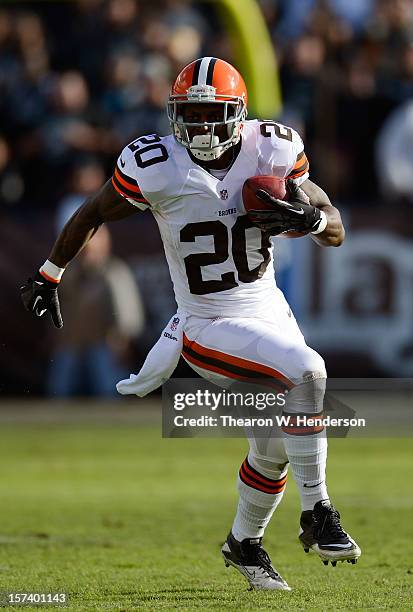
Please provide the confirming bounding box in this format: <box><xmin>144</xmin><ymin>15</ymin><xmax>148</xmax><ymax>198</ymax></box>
<box><xmin>119</xmin><ymin>157</ymin><xmax>126</xmax><ymax>168</ymax></box>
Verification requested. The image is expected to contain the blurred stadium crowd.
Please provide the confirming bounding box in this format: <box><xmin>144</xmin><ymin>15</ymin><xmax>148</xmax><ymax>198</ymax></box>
<box><xmin>1</xmin><ymin>0</ymin><xmax>413</xmax><ymax>211</ymax></box>
<box><xmin>2</xmin><ymin>0</ymin><xmax>413</xmax><ymax>395</ymax></box>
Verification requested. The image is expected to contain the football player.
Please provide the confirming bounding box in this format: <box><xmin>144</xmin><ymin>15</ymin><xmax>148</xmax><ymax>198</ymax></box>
<box><xmin>21</xmin><ymin>57</ymin><xmax>360</xmax><ymax>590</ymax></box>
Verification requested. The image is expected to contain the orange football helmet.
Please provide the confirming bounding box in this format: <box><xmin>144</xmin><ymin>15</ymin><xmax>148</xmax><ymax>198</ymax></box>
<box><xmin>167</xmin><ymin>57</ymin><xmax>248</xmax><ymax>161</ymax></box>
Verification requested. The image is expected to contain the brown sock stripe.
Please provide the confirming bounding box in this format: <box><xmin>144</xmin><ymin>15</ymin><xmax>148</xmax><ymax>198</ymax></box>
<box><xmin>239</xmin><ymin>458</ymin><xmax>287</xmax><ymax>494</ymax></box>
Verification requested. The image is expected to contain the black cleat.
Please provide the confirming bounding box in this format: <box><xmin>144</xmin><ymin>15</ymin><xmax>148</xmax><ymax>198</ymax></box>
<box><xmin>221</xmin><ymin>532</ymin><xmax>291</xmax><ymax>590</ymax></box>
<box><xmin>299</xmin><ymin>500</ymin><xmax>361</xmax><ymax>564</ymax></box>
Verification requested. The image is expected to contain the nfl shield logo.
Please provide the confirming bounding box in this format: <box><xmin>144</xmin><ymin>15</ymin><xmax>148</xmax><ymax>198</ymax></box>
<box><xmin>220</xmin><ymin>189</ymin><xmax>228</xmax><ymax>200</ymax></box>
<box><xmin>170</xmin><ymin>317</ymin><xmax>180</xmax><ymax>331</ymax></box>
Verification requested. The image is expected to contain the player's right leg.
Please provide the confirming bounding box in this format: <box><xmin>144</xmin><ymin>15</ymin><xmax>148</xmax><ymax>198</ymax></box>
<box><xmin>182</xmin><ymin>315</ymin><xmax>296</xmax><ymax>590</ymax></box>
<box><xmin>220</xmin><ymin>448</ymin><xmax>291</xmax><ymax>590</ymax></box>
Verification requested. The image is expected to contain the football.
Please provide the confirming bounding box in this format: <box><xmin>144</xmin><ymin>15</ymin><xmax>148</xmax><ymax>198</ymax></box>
<box><xmin>242</xmin><ymin>175</ymin><xmax>309</xmax><ymax>237</ymax></box>
<box><xmin>242</xmin><ymin>175</ymin><xmax>287</xmax><ymax>215</ymax></box>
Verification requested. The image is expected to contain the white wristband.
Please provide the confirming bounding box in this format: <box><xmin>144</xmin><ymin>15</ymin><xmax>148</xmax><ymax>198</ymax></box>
<box><xmin>39</xmin><ymin>259</ymin><xmax>65</xmax><ymax>283</ymax></box>
<box><xmin>311</xmin><ymin>210</ymin><xmax>328</xmax><ymax>235</ymax></box>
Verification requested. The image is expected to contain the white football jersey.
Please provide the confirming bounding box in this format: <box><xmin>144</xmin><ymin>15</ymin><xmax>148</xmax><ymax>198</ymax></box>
<box><xmin>111</xmin><ymin>120</ymin><xmax>309</xmax><ymax>318</ymax></box>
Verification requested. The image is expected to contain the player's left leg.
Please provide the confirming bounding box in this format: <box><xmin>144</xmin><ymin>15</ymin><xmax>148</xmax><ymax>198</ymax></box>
<box><xmin>280</xmin><ymin>370</ymin><xmax>361</xmax><ymax>565</ymax></box>
<box><xmin>183</xmin><ymin>307</ymin><xmax>360</xmax><ymax>574</ymax></box>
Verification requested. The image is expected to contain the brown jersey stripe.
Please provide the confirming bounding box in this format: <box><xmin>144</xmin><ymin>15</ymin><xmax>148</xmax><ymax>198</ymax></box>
<box><xmin>114</xmin><ymin>167</ymin><xmax>141</xmax><ymax>193</ymax></box>
<box><xmin>112</xmin><ymin>176</ymin><xmax>144</xmax><ymax>200</ymax></box>
<box><xmin>116</xmin><ymin>163</ymin><xmax>140</xmax><ymax>186</ymax></box>
<box><xmin>182</xmin><ymin>349</ymin><xmax>248</xmax><ymax>381</ymax></box>
<box><xmin>182</xmin><ymin>350</ymin><xmax>288</xmax><ymax>393</ymax></box>
<box><xmin>288</xmin><ymin>160</ymin><xmax>309</xmax><ymax>179</ymax></box>
<box><xmin>111</xmin><ymin>177</ymin><xmax>150</xmax><ymax>204</ymax></box>
<box><xmin>182</xmin><ymin>350</ymin><xmax>289</xmax><ymax>392</ymax></box>
<box><xmin>182</xmin><ymin>345</ymin><xmax>289</xmax><ymax>392</ymax></box>
<box><xmin>112</xmin><ymin>174</ymin><xmax>148</xmax><ymax>201</ymax></box>
<box><xmin>183</xmin><ymin>334</ymin><xmax>293</xmax><ymax>389</ymax></box>
<box><xmin>292</xmin><ymin>152</ymin><xmax>308</xmax><ymax>169</ymax></box>
<box><xmin>290</xmin><ymin>161</ymin><xmax>309</xmax><ymax>176</ymax></box>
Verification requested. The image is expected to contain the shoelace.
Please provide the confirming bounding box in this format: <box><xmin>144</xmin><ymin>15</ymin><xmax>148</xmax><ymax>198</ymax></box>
<box><xmin>314</xmin><ymin>506</ymin><xmax>347</xmax><ymax>539</ymax></box>
<box><xmin>245</xmin><ymin>544</ymin><xmax>280</xmax><ymax>579</ymax></box>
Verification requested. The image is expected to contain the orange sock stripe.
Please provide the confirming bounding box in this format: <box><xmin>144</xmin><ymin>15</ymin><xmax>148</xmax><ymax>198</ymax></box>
<box><xmin>242</xmin><ymin>458</ymin><xmax>287</xmax><ymax>488</ymax></box>
<box><xmin>281</xmin><ymin>412</ymin><xmax>325</xmax><ymax>435</ymax></box>
<box><xmin>239</xmin><ymin>466</ymin><xmax>287</xmax><ymax>494</ymax></box>
<box><xmin>281</xmin><ymin>425</ymin><xmax>325</xmax><ymax>435</ymax></box>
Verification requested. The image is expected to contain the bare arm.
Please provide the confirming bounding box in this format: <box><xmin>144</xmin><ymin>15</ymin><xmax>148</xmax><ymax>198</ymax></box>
<box><xmin>300</xmin><ymin>179</ymin><xmax>345</xmax><ymax>247</ymax></box>
<box><xmin>49</xmin><ymin>179</ymin><xmax>140</xmax><ymax>268</ymax></box>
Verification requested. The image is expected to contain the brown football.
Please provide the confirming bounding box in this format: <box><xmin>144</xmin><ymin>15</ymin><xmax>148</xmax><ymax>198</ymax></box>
<box><xmin>242</xmin><ymin>175</ymin><xmax>308</xmax><ymax>238</ymax></box>
<box><xmin>242</xmin><ymin>175</ymin><xmax>286</xmax><ymax>214</ymax></box>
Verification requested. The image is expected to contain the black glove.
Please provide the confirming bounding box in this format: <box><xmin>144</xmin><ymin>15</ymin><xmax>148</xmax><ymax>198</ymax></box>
<box><xmin>250</xmin><ymin>181</ymin><xmax>322</xmax><ymax>235</ymax></box>
<box><xmin>20</xmin><ymin>271</ymin><xmax>63</xmax><ymax>328</ymax></box>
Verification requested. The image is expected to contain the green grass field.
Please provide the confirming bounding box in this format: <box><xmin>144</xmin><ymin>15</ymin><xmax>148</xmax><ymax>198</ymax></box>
<box><xmin>0</xmin><ymin>401</ymin><xmax>412</xmax><ymax>611</ymax></box>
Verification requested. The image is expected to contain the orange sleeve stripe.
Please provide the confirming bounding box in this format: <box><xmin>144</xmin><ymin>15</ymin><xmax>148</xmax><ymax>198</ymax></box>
<box><xmin>294</xmin><ymin>151</ymin><xmax>307</xmax><ymax>167</ymax></box>
<box><xmin>292</xmin><ymin>153</ymin><xmax>308</xmax><ymax>171</ymax></box>
<box><xmin>114</xmin><ymin>167</ymin><xmax>141</xmax><ymax>194</ymax></box>
<box><xmin>111</xmin><ymin>177</ymin><xmax>149</xmax><ymax>204</ymax></box>
<box><xmin>289</xmin><ymin>166</ymin><xmax>309</xmax><ymax>179</ymax></box>
<box><xmin>288</xmin><ymin>152</ymin><xmax>309</xmax><ymax>179</ymax></box>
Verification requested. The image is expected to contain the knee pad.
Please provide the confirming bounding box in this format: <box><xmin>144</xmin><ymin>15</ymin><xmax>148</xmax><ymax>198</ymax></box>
<box><xmin>285</xmin><ymin>376</ymin><xmax>326</xmax><ymax>415</ymax></box>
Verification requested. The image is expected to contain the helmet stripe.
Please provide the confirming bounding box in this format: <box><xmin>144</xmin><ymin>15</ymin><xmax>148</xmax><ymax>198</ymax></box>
<box><xmin>206</xmin><ymin>57</ymin><xmax>217</xmax><ymax>85</ymax></box>
<box><xmin>198</xmin><ymin>56</ymin><xmax>213</xmax><ymax>85</ymax></box>
<box><xmin>191</xmin><ymin>58</ymin><xmax>202</xmax><ymax>85</ymax></box>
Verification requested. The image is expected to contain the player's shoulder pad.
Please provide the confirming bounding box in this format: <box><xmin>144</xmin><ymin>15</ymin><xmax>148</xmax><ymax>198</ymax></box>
<box><xmin>113</xmin><ymin>134</ymin><xmax>175</xmax><ymax>208</ymax></box>
<box><xmin>254</xmin><ymin>120</ymin><xmax>309</xmax><ymax>181</ymax></box>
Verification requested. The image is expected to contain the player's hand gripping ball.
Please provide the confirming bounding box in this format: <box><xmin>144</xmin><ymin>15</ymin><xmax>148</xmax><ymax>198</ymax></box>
<box><xmin>242</xmin><ymin>176</ymin><xmax>321</xmax><ymax>237</ymax></box>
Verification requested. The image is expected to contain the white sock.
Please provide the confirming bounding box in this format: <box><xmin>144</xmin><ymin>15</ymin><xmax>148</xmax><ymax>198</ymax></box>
<box><xmin>282</xmin><ymin>378</ymin><xmax>329</xmax><ymax>511</ymax></box>
<box><xmin>231</xmin><ymin>455</ymin><xmax>287</xmax><ymax>541</ymax></box>
<box><xmin>283</xmin><ymin>434</ymin><xmax>328</xmax><ymax>511</ymax></box>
